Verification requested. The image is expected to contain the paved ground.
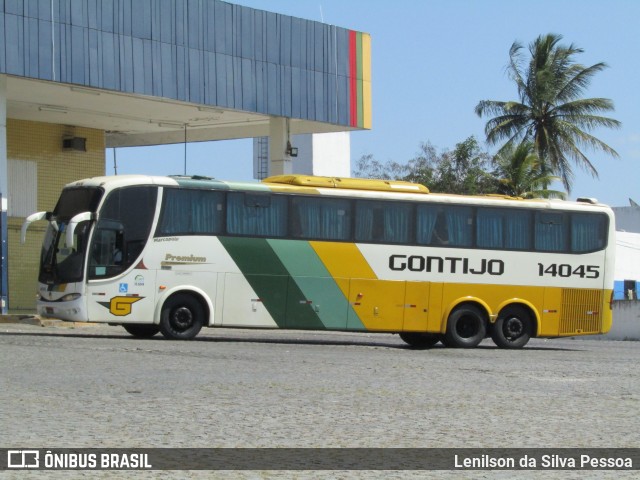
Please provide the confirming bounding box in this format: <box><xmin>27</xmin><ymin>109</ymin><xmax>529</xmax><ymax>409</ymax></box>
<box><xmin>1</xmin><ymin>322</ymin><xmax>639</xmax><ymax>479</ymax></box>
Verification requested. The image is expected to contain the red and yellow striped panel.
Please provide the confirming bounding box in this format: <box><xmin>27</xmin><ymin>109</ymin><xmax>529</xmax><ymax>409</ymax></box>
<box><xmin>349</xmin><ymin>30</ymin><xmax>372</xmax><ymax>129</ymax></box>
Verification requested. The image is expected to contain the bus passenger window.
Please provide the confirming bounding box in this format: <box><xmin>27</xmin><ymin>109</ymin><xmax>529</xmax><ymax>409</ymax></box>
<box><xmin>535</xmin><ymin>212</ymin><xmax>567</xmax><ymax>252</ymax></box>
<box><xmin>291</xmin><ymin>196</ymin><xmax>351</xmax><ymax>241</ymax></box>
<box><xmin>571</xmin><ymin>213</ymin><xmax>607</xmax><ymax>252</ymax></box>
<box><xmin>355</xmin><ymin>200</ymin><xmax>411</xmax><ymax>244</ymax></box>
<box><xmin>416</xmin><ymin>205</ymin><xmax>438</xmax><ymax>245</ymax></box>
<box><xmin>441</xmin><ymin>206</ymin><xmax>473</xmax><ymax>247</ymax></box>
<box><xmin>227</xmin><ymin>192</ymin><xmax>287</xmax><ymax>237</ymax></box>
<box><xmin>476</xmin><ymin>208</ymin><xmax>531</xmax><ymax>250</ymax></box>
<box><xmin>432</xmin><ymin>212</ymin><xmax>450</xmax><ymax>245</ymax></box>
<box><xmin>157</xmin><ymin>189</ymin><xmax>224</xmax><ymax>236</ymax></box>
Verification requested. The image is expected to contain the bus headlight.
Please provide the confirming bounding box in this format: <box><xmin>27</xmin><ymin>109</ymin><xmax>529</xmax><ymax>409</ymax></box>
<box><xmin>60</xmin><ymin>293</ymin><xmax>82</xmax><ymax>302</ymax></box>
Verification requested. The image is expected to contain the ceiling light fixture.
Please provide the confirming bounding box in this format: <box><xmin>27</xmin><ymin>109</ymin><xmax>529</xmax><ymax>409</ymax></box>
<box><xmin>38</xmin><ymin>105</ymin><xmax>68</xmax><ymax>113</ymax></box>
<box><xmin>197</xmin><ymin>106</ymin><xmax>224</xmax><ymax>114</ymax></box>
<box><xmin>70</xmin><ymin>86</ymin><xmax>101</xmax><ymax>95</ymax></box>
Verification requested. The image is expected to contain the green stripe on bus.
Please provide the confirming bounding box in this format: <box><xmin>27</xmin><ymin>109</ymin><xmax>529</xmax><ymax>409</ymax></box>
<box><xmin>218</xmin><ymin>237</ymin><xmax>326</xmax><ymax>330</ymax></box>
<box><xmin>223</xmin><ymin>181</ymin><xmax>272</xmax><ymax>192</ymax></box>
<box><xmin>268</xmin><ymin>240</ymin><xmax>364</xmax><ymax>330</ymax></box>
<box><xmin>170</xmin><ymin>177</ymin><xmax>231</xmax><ymax>189</ymax></box>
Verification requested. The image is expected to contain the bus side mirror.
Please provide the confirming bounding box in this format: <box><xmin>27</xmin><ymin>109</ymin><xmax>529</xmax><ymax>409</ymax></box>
<box><xmin>65</xmin><ymin>212</ymin><xmax>96</xmax><ymax>248</ymax></box>
<box><xmin>21</xmin><ymin>211</ymin><xmax>50</xmax><ymax>244</ymax></box>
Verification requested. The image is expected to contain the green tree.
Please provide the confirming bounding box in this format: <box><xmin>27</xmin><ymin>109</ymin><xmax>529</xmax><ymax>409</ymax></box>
<box><xmin>352</xmin><ymin>154</ymin><xmax>406</xmax><ymax>180</ymax></box>
<box><xmin>354</xmin><ymin>137</ymin><xmax>497</xmax><ymax>195</ymax></box>
<box><xmin>405</xmin><ymin>137</ymin><xmax>496</xmax><ymax>195</ymax></box>
<box><xmin>492</xmin><ymin>142</ymin><xmax>566</xmax><ymax>199</ymax></box>
<box><xmin>475</xmin><ymin>33</ymin><xmax>621</xmax><ymax>191</ymax></box>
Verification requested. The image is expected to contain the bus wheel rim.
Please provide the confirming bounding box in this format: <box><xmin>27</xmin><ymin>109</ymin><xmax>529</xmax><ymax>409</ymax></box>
<box><xmin>504</xmin><ymin>316</ymin><xmax>524</xmax><ymax>339</ymax></box>
<box><xmin>172</xmin><ymin>307</ymin><xmax>193</xmax><ymax>330</ymax></box>
<box><xmin>457</xmin><ymin>316</ymin><xmax>478</xmax><ymax>339</ymax></box>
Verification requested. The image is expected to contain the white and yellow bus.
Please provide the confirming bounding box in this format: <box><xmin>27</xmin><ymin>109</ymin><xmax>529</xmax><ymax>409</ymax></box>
<box><xmin>22</xmin><ymin>174</ymin><xmax>615</xmax><ymax>348</ymax></box>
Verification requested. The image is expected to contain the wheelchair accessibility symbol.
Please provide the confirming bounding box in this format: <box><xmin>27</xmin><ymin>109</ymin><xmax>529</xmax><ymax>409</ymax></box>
<box><xmin>119</xmin><ymin>283</ymin><xmax>128</xmax><ymax>294</ymax></box>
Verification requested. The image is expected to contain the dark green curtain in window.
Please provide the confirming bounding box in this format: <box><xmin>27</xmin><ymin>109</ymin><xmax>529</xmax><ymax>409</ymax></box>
<box><xmin>477</xmin><ymin>210</ymin><xmax>503</xmax><ymax>248</ymax></box>
<box><xmin>572</xmin><ymin>213</ymin><xmax>605</xmax><ymax>252</ymax></box>
<box><xmin>292</xmin><ymin>197</ymin><xmax>351</xmax><ymax>240</ymax></box>
<box><xmin>477</xmin><ymin>209</ymin><xmax>531</xmax><ymax>250</ymax></box>
<box><xmin>159</xmin><ymin>189</ymin><xmax>223</xmax><ymax>235</ymax></box>
<box><xmin>355</xmin><ymin>201</ymin><xmax>411</xmax><ymax>243</ymax></box>
<box><xmin>445</xmin><ymin>207</ymin><xmax>473</xmax><ymax>247</ymax></box>
<box><xmin>227</xmin><ymin>192</ymin><xmax>287</xmax><ymax>237</ymax></box>
<box><xmin>416</xmin><ymin>205</ymin><xmax>438</xmax><ymax>245</ymax></box>
<box><xmin>535</xmin><ymin>212</ymin><xmax>566</xmax><ymax>251</ymax></box>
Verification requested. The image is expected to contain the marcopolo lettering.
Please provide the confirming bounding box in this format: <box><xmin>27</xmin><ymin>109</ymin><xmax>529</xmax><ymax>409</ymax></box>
<box><xmin>389</xmin><ymin>254</ymin><xmax>504</xmax><ymax>275</ymax></box>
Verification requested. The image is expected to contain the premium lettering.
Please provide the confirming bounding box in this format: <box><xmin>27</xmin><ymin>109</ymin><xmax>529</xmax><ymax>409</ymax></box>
<box><xmin>164</xmin><ymin>253</ymin><xmax>207</xmax><ymax>263</ymax></box>
<box><xmin>389</xmin><ymin>254</ymin><xmax>504</xmax><ymax>275</ymax></box>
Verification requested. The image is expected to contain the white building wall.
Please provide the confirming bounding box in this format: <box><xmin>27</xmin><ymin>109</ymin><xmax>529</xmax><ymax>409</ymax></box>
<box><xmin>290</xmin><ymin>134</ymin><xmax>314</xmax><ymax>175</ymax></box>
<box><xmin>613</xmin><ymin>205</ymin><xmax>640</xmax><ymax>233</ymax></box>
<box><xmin>604</xmin><ymin>302</ymin><xmax>640</xmax><ymax>341</ymax></box>
<box><xmin>253</xmin><ymin>132</ymin><xmax>351</xmax><ymax>179</ymax></box>
<box><xmin>615</xmin><ymin>231</ymin><xmax>640</xmax><ymax>280</ymax></box>
<box><xmin>306</xmin><ymin>132</ymin><xmax>351</xmax><ymax>177</ymax></box>
<box><xmin>607</xmin><ymin>206</ymin><xmax>640</xmax><ymax>339</ymax></box>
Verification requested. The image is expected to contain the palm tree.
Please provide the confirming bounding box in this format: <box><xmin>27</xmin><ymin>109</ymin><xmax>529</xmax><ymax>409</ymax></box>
<box><xmin>492</xmin><ymin>142</ymin><xmax>566</xmax><ymax>199</ymax></box>
<box><xmin>475</xmin><ymin>33</ymin><xmax>621</xmax><ymax>192</ymax></box>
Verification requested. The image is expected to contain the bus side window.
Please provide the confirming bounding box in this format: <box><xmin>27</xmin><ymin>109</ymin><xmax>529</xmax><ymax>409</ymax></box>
<box><xmin>441</xmin><ymin>206</ymin><xmax>472</xmax><ymax>247</ymax></box>
<box><xmin>535</xmin><ymin>212</ymin><xmax>567</xmax><ymax>252</ymax></box>
<box><xmin>431</xmin><ymin>212</ymin><xmax>449</xmax><ymax>245</ymax></box>
<box><xmin>477</xmin><ymin>208</ymin><xmax>532</xmax><ymax>250</ymax></box>
<box><xmin>227</xmin><ymin>192</ymin><xmax>287</xmax><ymax>237</ymax></box>
<box><xmin>355</xmin><ymin>200</ymin><xmax>411</xmax><ymax>244</ymax></box>
<box><xmin>416</xmin><ymin>205</ymin><xmax>438</xmax><ymax>245</ymax></box>
<box><xmin>157</xmin><ymin>189</ymin><xmax>224</xmax><ymax>236</ymax></box>
<box><xmin>571</xmin><ymin>213</ymin><xmax>607</xmax><ymax>252</ymax></box>
<box><xmin>290</xmin><ymin>197</ymin><xmax>351</xmax><ymax>241</ymax></box>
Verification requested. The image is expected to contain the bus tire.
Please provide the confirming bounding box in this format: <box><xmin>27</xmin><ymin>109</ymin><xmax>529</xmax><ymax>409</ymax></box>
<box><xmin>399</xmin><ymin>332</ymin><xmax>440</xmax><ymax>349</ymax></box>
<box><xmin>444</xmin><ymin>304</ymin><xmax>486</xmax><ymax>348</ymax></box>
<box><xmin>491</xmin><ymin>306</ymin><xmax>532</xmax><ymax>349</ymax></box>
<box><xmin>159</xmin><ymin>293</ymin><xmax>204</xmax><ymax>340</ymax></box>
<box><xmin>122</xmin><ymin>323</ymin><xmax>160</xmax><ymax>338</ymax></box>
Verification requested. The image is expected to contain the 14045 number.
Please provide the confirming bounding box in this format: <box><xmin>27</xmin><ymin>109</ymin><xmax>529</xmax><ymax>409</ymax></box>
<box><xmin>538</xmin><ymin>263</ymin><xmax>600</xmax><ymax>279</ymax></box>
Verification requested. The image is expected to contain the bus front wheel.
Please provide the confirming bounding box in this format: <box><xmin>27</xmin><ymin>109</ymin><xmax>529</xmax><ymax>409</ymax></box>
<box><xmin>122</xmin><ymin>323</ymin><xmax>160</xmax><ymax>338</ymax></box>
<box><xmin>160</xmin><ymin>293</ymin><xmax>204</xmax><ymax>340</ymax></box>
<box><xmin>399</xmin><ymin>332</ymin><xmax>440</xmax><ymax>349</ymax></box>
<box><xmin>444</xmin><ymin>305</ymin><xmax>486</xmax><ymax>348</ymax></box>
<box><xmin>491</xmin><ymin>306</ymin><xmax>532</xmax><ymax>349</ymax></box>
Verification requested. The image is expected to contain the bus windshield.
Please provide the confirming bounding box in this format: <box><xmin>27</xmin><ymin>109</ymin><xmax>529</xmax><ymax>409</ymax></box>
<box><xmin>39</xmin><ymin>187</ymin><xmax>104</xmax><ymax>284</ymax></box>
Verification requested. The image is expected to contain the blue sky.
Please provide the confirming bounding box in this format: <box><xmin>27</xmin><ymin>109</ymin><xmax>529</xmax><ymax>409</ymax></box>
<box><xmin>110</xmin><ymin>0</ymin><xmax>640</xmax><ymax>207</ymax></box>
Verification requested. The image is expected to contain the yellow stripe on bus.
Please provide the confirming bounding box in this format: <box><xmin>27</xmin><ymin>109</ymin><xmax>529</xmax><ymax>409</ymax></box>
<box><xmin>310</xmin><ymin>241</ymin><xmax>376</xmax><ymax>293</ymax></box>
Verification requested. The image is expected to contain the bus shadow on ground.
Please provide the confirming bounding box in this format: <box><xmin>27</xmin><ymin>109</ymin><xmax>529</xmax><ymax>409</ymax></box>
<box><xmin>0</xmin><ymin>329</ymin><xmax>584</xmax><ymax>352</ymax></box>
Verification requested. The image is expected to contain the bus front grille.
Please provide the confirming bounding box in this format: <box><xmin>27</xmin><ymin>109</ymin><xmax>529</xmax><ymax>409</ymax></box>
<box><xmin>560</xmin><ymin>289</ymin><xmax>604</xmax><ymax>335</ymax></box>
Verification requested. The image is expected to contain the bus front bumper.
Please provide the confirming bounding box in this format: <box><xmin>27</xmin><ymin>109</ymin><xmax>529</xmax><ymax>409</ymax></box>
<box><xmin>37</xmin><ymin>297</ymin><xmax>88</xmax><ymax>322</ymax></box>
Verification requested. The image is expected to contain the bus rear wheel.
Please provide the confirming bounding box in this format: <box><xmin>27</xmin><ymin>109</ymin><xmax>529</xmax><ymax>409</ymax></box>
<box><xmin>122</xmin><ymin>323</ymin><xmax>160</xmax><ymax>338</ymax></box>
<box><xmin>444</xmin><ymin>305</ymin><xmax>486</xmax><ymax>348</ymax></box>
<box><xmin>399</xmin><ymin>332</ymin><xmax>440</xmax><ymax>349</ymax></box>
<box><xmin>491</xmin><ymin>306</ymin><xmax>532</xmax><ymax>349</ymax></box>
<box><xmin>160</xmin><ymin>293</ymin><xmax>204</xmax><ymax>340</ymax></box>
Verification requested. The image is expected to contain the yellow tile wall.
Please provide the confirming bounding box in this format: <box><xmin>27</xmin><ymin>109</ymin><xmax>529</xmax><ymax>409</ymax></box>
<box><xmin>6</xmin><ymin>119</ymin><xmax>105</xmax><ymax>312</ymax></box>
